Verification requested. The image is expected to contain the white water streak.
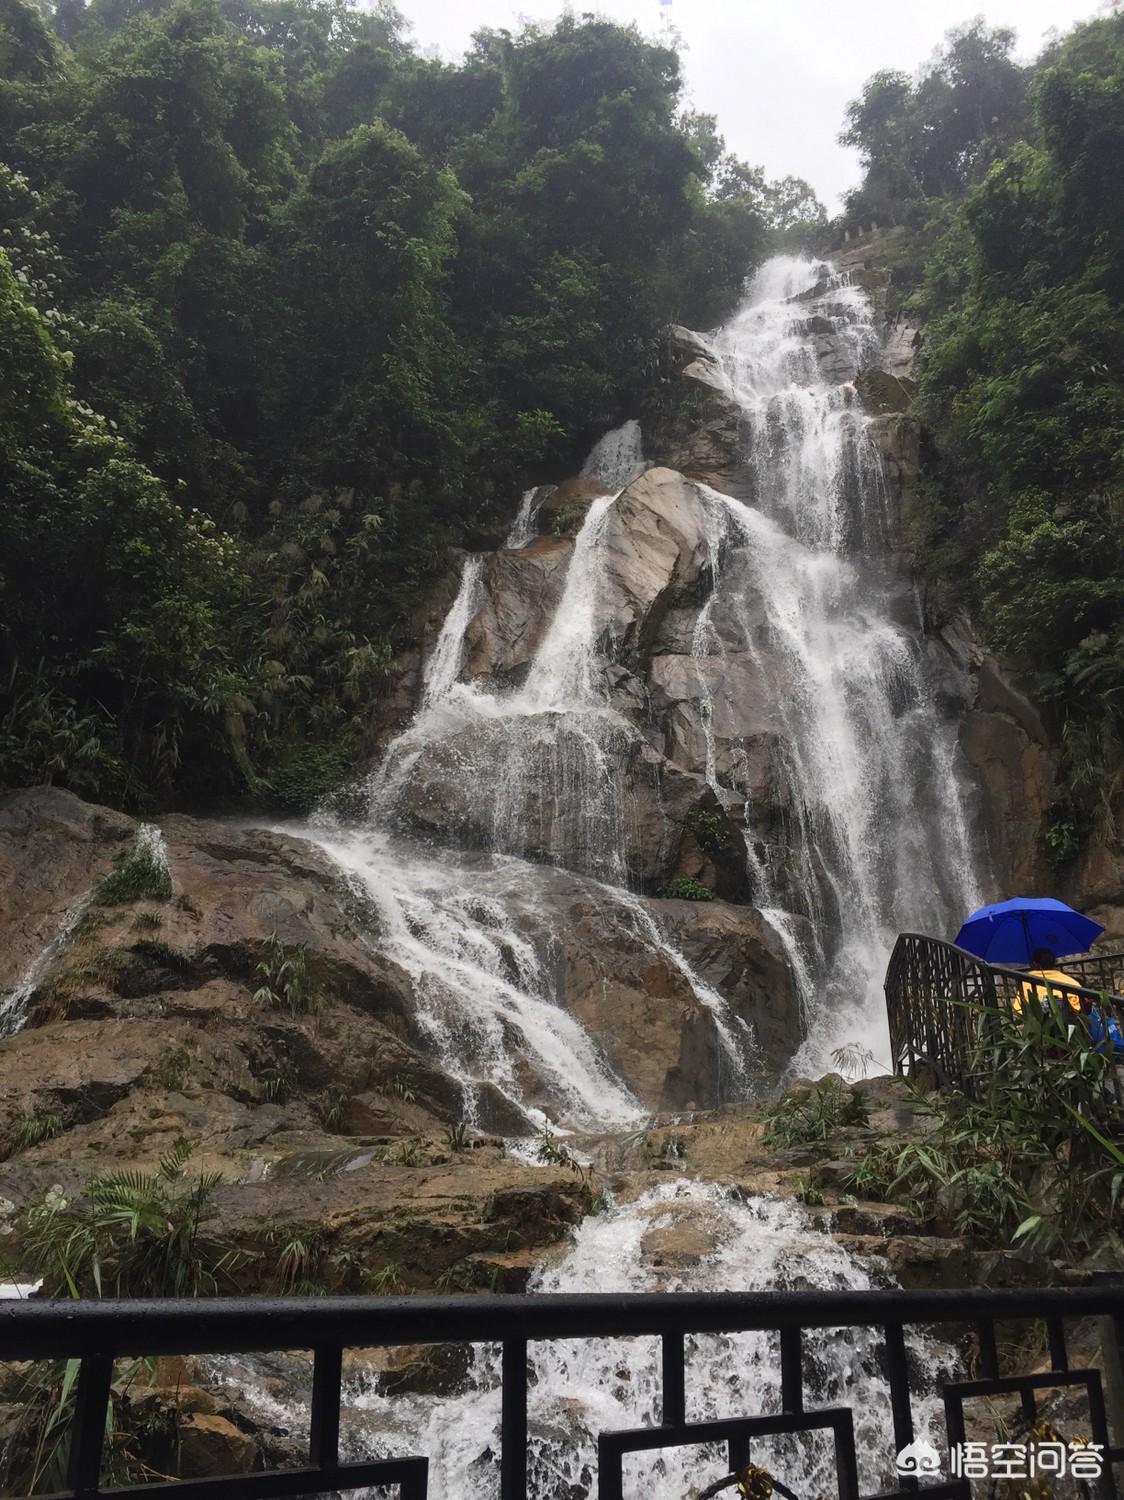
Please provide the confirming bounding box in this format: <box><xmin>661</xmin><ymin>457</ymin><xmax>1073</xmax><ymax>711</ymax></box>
<box><xmin>688</xmin><ymin>258</ymin><xmax>983</xmax><ymax>1069</ymax></box>
<box><xmin>0</xmin><ymin>895</ymin><xmax>90</xmax><ymax>1038</ymax></box>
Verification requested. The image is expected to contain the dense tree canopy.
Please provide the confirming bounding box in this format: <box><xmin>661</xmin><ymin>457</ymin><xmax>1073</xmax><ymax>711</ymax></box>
<box><xmin>843</xmin><ymin>10</ymin><xmax>1124</xmax><ymax>855</ymax></box>
<box><xmin>0</xmin><ymin>0</ymin><xmax>813</xmax><ymax>808</ymax></box>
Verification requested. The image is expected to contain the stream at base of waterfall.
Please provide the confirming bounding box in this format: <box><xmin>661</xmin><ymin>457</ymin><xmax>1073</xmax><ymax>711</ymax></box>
<box><xmin>304</xmin><ymin>253</ymin><xmax>983</xmax><ymax>1131</ymax></box>
<box><xmin>213</xmin><ymin>1180</ymin><xmax>956</xmax><ymax>1498</ymax></box>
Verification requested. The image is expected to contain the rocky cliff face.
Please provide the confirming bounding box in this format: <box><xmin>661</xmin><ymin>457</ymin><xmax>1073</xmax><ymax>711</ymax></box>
<box><xmin>2</xmin><ymin>243</ymin><xmax>1098</xmax><ymax>1330</ymax></box>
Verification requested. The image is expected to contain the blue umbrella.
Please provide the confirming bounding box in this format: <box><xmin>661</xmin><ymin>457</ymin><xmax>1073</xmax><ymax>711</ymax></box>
<box><xmin>954</xmin><ymin>896</ymin><xmax>1104</xmax><ymax>965</ymax></box>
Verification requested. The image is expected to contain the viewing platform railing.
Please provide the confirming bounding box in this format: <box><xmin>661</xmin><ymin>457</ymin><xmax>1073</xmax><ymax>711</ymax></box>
<box><xmin>885</xmin><ymin>933</ymin><xmax>1124</xmax><ymax>1098</ymax></box>
<box><xmin>3</xmin><ymin>1285</ymin><xmax>1124</xmax><ymax>1499</ymax></box>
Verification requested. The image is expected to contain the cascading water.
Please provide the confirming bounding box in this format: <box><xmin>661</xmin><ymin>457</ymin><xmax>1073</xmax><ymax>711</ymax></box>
<box><xmin>313</xmin><ymin>478</ymin><xmax>751</xmax><ymax>1127</ymax></box>
<box><xmin>0</xmin><ymin>895</ymin><xmax>90</xmax><ymax>1038</ymax></box>
<box><xmin>307</xmin><ymin>251</ymin><xmax>984</xmax><ymax>1124</ymax></box>
<box><xmin>215</xmin><ymin>1183</ymin><xmax>956</xmax><ymax>1498</ymax></box>
<box><xmin>0</xmin><ymin>823</ymin><xmax>172</xmax><ymax>1037</ymax></box>
<box><xmin>689</xmin><ymin>258</ymin><xmax>982</xmax><ymax>1069</ymax></box>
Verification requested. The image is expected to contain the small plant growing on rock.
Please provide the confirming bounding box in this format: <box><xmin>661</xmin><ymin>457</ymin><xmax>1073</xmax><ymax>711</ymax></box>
<box><xmin>130</xmin><ymin>938</ymin><xmax>194</xmax><ymax>971</ymax></box>
<box><xmin>445</xmin><ymin>1121</ymin><xmax>471</xmax><ymax>1151</ymax></box>
<box><xmin>253</xmin><ymin>928</ymin><xmax>314</xmax><ymax>1015</ymax></box>
<box><xmin>14</xmin><ymin>1113</ymin><xmax>62</xmax><ymax>1153</ymax></box>
<box><xmin>690</xmin><ymin>810</ymin><xmax>731</xmax><ymax>854</ymax></box>
<box><xmin>761</xmin><ymin>1075</ymin><xmax>867</xmax><ymax>1149</ymax></box>
<box><xmin>93</xmin><ymin>828</ymin><xmax>172</xmax><ymax>906</ymax></box>
<box><xmin>658</xmin><ymin>875</ymin><xmax>717</xmax><ymax>902</ymax></box>
<box><xmin>318</xmin><ymin>1084</ymin><xmax>348</xmax><ymax>1131</ymax></box>
<box><xmin>537</xmin><ymin>1121</ymin><xmax>605</xmax><ymax>1213</ymax></box>
<box><xmin>368</xmin><ymin>1260</ymin><xmax>404</xmax><ymax>1293</ymax></box>
<box><xmin>265</xmin><ymin>1226</ymin><xmax>323</xmax><ymax>1293</ymax></box>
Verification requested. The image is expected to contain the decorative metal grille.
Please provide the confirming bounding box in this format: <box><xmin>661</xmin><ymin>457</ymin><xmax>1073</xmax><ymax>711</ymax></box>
<box><xmin>3</xmin><ymin>1287</ymin><xmax>1124</xmax><ymax>1499</ymax></box>
<box><xmin>884</xmin><ymin>933</ymin><xmax>1124</xmax><ymax>1098</ymax></box>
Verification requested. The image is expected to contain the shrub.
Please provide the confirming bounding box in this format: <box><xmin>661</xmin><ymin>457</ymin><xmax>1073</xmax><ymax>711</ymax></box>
<box><xmin>762</xmin><ymin>1075</ymin><xmax>868</xmax><ymax>1148</ymax></box>
<box><xmin>658</xmin><ymin>875</ymin><xmax>717</xmax><ymax>902</ymax></box>
<box><xmin>253</xmin><ymin>928</ymin><xmax>315</xmax><ymax>1014</ymax></box>
<box><xmin>10</xmin><ymin>1140</ymin><xmax>235</xmax><ymax>1298</ymax></box>
<box><xmin>844</xmin><ymin>996</ymin><xmax>1124</xmax><ymax>1256</ymax></box>
<box><xmin>94</xmin><ymin>828</ymin><xmax>172</xmax><ymax>905</ymax></box>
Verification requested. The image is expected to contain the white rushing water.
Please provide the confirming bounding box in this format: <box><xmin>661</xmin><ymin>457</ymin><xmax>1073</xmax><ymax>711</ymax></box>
<box><xmin>305</xmin><ymin>252</ymin><xmax>984</xmax><ymax>1122</ymax></box>
<box><xmin>695</xmin><ymin>258</ymin><xmax>982</xmax><ymax>1069</ymax></box>
<box><xmin>0</xmin><ymin>821</ymin><xmax>172</xmax><ymax>1038</ymax></box>
<box><xmin>0</xmin><ymin>895</ymin><xmax>90</xmax><ymax>1038</ymax></box>
<box><xmin>219</xmin><ymin>1183</ymin><xmax>955</xmax><ymax>1498</ymax></box>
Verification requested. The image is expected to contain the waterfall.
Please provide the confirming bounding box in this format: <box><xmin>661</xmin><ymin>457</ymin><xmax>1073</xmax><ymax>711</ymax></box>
<box><xmin>215</xmin><ymin>1183</ymin><xmax>955</xmax><ymax>1498</ymax></box>
<box><xmin>305</xmin><ymin>252</ymin><xmax>984</xmax><ymax>1124</ymax></box>
<box><xmin>0</xmin><ymin>821</ymin><xmax>172</xmax><ymax>1039</ymax></box>
<box><xmin>0</xmin><ymin>894</ymin><xmax>90</xmax><ymax>1038</ymax></box>
<box><xmin>692</xmin><ymin>258</ymin><xmax>981</xmax><ymax>1069</ymax></box>
<box><xmin>580</xmin><ymin>417</ymin><xmax>647</xmax><ymax>488</ymax></box>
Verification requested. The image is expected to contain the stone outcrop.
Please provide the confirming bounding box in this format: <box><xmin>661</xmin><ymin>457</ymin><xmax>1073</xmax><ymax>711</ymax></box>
<box><xmin>462</xmin><ymin>537</ymin><xmax>573</xmax><ymax>680</ymax></box>
<box><xmin>0</xmin><ymin>788</ymin><xmax>132</xmax><ymax>994</ymax></box>
<box><xmin>0</xmin><ymin>784</ymin><xmax>801</xmax><ymax>1184</ymax></box>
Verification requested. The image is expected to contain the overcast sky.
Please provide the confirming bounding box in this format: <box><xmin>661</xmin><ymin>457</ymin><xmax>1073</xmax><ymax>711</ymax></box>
<box><xmin>394</xmin><ymin>0</ymin><xmax>1109</xmax><ymax>209</ymax></box>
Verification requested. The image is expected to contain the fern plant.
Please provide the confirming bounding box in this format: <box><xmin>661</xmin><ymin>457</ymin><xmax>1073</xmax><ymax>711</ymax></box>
<box><xmin>253</xmin><ymin>928</ymin><xmax>314</xmax><ymax>1014</ymax></box>
<box><xmin>13</xmin><ymin>1140</ymin><xmax>235</xmax><ymax>1298</ymax></box>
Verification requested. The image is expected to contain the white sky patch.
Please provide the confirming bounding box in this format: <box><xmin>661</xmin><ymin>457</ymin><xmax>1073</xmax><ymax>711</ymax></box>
<box><xmin>391</xmin><ymin>0</ymin><xmax>1108</xmax><ymax>208</ymax></box>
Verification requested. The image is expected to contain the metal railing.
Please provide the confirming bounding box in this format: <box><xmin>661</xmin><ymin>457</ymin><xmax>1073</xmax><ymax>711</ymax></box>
<box><xmin>885</xmin><ymin>933</ymin><xmax>1124</xmax><ymax>1098</ymax></box>
<box><xmin>3</xmin><ymin>1286</ymin><xmax>1124</xmax><ymax>1499</ymax></box>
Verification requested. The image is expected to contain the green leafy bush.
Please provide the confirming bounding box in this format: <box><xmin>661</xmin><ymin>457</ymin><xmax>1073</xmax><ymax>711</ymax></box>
<box><xmin>762</xmin><ymin>1075</ymin><xmax>868</xmax><ymax>1148</ymax></box>
<box><xmin>658</xmin><ymin>876</ymin><xmax>717</xmax><ymax>902</ymax></box>
<box><xmin>845</xmin><ymin>996</ymin><xmax>1124</xmax><ymax>1256</ymax></box>
<box><xmin>9</xmin><ymin>1141</ymin><xmax>235</xmax><ymax>1298</ymax></box>
<box><xmin>253</xmin><ymin>928</ymin><xmax>315</xmax><ymax>1015</ymax></box>
<box><xmin>93</xmin><ymin>831</ymin><xmax>172</xmax><ymax>905</ymax></box>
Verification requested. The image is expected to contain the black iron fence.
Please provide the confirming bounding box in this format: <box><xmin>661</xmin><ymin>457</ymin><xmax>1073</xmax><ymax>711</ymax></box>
<box><xmin>884</xmin><ymin>934</ymin><xmax>1124</xmax><ymax>1098</ymax></box>
<box><xmin>3</xmin><ymin>1286</ymin><xmax>1124</xmax><ymax>1499</ymax></box>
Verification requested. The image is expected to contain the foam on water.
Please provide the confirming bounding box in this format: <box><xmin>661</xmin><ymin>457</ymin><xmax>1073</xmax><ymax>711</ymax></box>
<box><xmin>218</xmin><ymin>1182</ymin><xmax>956</xmax><ymax>1498</ymax></box>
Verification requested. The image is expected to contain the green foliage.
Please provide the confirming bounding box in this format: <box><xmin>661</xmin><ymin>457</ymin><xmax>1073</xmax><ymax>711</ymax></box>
<box><xmin>0</xmin><ymin>1</ymin><xmax>778</xmax><ymax>807</ymax></box>
<box><xmin>318</xmin><ymin>1082</ymin><xmax>347</xmax><ymax>1130</ymax></box>
<box><xmin>93</xmin><ymin>832</ymin><xmax>172</xmax><ymax>905</ymax></box>
<box><xmin>658</xmin><ymin>875</ymin><xmax>717</xmax><ymax>902</ymax></box>
<box><xmin>253</xmin><ymin>926</ymin><xmax>314</xmax><ymax>1014</ymax></box>
<box><xmin>14</xmin><ymin>1112</ymin><xmax>62</xmax><ymax>1151</ymax></box>
<box><xmin>368</xmin><ymin>1259</ymin><xmax>403</xmax><ymax>1292</ymax></box>
<box><xmin>445</xmin><ymin>1120</ymin><xmax>470</xmax><ymax>1151</ymax></box>
<box><xmin>690</xmin><ymin>810</ymin><xmax>731</xmax><ymax>854</ymax></box>
<box><xmin>129</xmin><ymin>937</ymin><xmax>193</xmax><ymax>970</ymax></box>
<box><xmin>844</xmin><ymin>997</ymin><xmax>1124</xmax><ymax>1257</ymax></box>
<box><xmin>1</xmin><ymin>1355</ymin><xmax>157</xmax><ymax>1496</ymax></box>
<box><xmin>536</xmin><ymin>1119</ymin><xmax>605</xmax><ymax>1213</ymax></box>
<box><xmin>761</xmin><ymin>1075</ymin><xmax>868</xmax><ymax>1148</ymax></box>
<box><xmin>859</xmin><ymin>9</ymin><xmax>1124</xmax><ymax>834</ymax></box>
<box><xmin>1043</xmin><ymin>805</ymin><xmax>1088</xmax><ymax>871</ymax></box>
<box><xmin>268</xmin><ymin>745</ymin><xmax>352</xmax><ymax>813</ymax></box>
<box><xmin>839</xmin><ymin>20</ymin><xmax>1030</xmax><ymax>229</ymax></box>
<box><xmin>10</xmin><ymin>1140</ymin><xmax>235</xmax><ymax>1297</ymax></box>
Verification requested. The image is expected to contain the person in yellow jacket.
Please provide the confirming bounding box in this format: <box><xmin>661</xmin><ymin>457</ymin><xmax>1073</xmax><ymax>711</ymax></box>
<box><xmin>1013</xmin><ymin>946</ymin><xmax>1083</xmax><ymax>1016</ymax></box>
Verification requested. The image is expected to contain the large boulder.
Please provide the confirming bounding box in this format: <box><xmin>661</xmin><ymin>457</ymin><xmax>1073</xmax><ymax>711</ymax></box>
<box><xmin>515</xmin><ymin>869</ymin><xmax>801</xmax><ymax>1106</ymax></box>
<box><xmin>393</xmin><ymin>710</ymin><xmax>741</xmax><ymax>888</ymax></box>
<box><xmin>592</xmin><ymin>468</ymin><xmax>715</xmax><ymax>667</ymax></box>
<box><xmin>652</xmin><ymin>899</ymin><xmax>804</xmax><ymax>1084</ymax></box>
<box><xmin>461</xmin><ymin>538</ymin><xmax>573</xmax><ymax>681</ymax></box>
